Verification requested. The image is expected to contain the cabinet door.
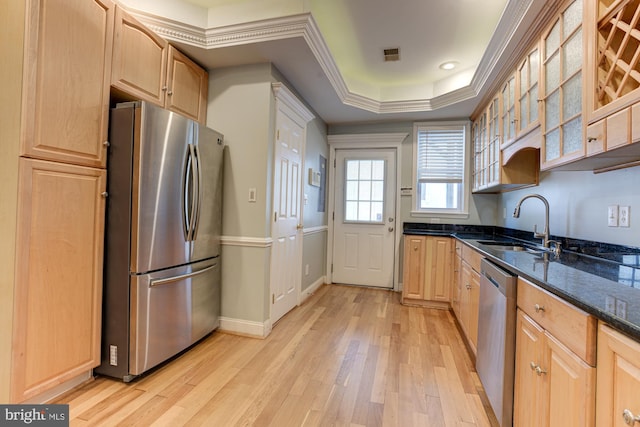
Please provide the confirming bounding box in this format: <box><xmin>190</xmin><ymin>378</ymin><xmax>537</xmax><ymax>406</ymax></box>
<box><xmin>424</xmin><ymin>236</ymin><xmax>451</xmax><ymax>302</ymax></box>
<box><xmin>459</xmin><ymin>261</ymin><xmax>472</xmax><ymax>341</ymax></box>
<box><xmin>11</xmin><ymin>159</ymin><xmax>106</xmax><ymax>402</ymax></box>
<box><xmin>166</xmin><ymin>45</ymin><xmax>208</xmax><ymax>124</ymax></box>
<box><xmin>472</xmin><ymin>114</ymin><xmax>487</xmax><ymax>191</ymax></box>
<box><xmin>501</xmin><ymin>74</ymin><xmax>517</xmax><ymax>147</ymax></box>
<box><xmin>402</xmin><ymin>236</ymin><xmax>425</xmax><ymax>300</ymax></box>
<box><xmin>596</xmin><ymin>323</ymin><xmax>640</xmax><ymax>427</ymax></box>
<box><xmin>468</xmin><ymin>269</ymin><xmax>480</xmax><ymax>351</ymax></box>
<box><xmin>21</xmin><ymin>0</ymin><xmax>114</xmax><ymax>168</ymax></box>
<box><xmin>545</xmin><ymin>332</ymin><xmax>595</xmax><ymax>427</ymax></box>
<box><xmin>541</xmin><ymin>0</ymin><xmax>585</xmax><ymax>169</ymax></box>
<box><xmin>487</xmin><ymin>96</ymin><xmax>501</xmax><ymax>186</ymax></box>
<box><xmin>451</xmin><ymin>254</ymin><xmax>462</xmax><ymax>319</ymax></box>
<box><xmin>112</xmin><ymin>6</ymin><xmax>167</xmax><ymax>105</ymax></box>
<box><xmin>517</xmin><ymin>45</ymin><xmax>541</xmax><ymax>136</ymax></box>
<box><xmin>514</xmin><ymin>310</ymin><xmax>546</xmax><ymax>427</ymax></box>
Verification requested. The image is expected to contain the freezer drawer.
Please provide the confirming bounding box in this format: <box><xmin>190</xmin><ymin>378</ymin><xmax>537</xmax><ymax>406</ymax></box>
<box><xmin>130</xmin><ymin>258</ymin><xmax>220</xmax><ymax>376</ymax></box>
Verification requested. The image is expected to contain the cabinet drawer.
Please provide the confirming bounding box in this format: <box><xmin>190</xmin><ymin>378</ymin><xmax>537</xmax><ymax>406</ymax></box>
<box><xmin>606</xmin><ymin>107</ymin><xmax>631</xmax><ymax>150</ymax></box>
<box><xmin>517</xmin><ymin>277</ymin><xmax>596</xmax><ymax>365</ymax></box>
<box><xmin>461</xmin><ymin>244</ymin><xmax>482</xmax><ymax>272</ymax></box>
<box><xmin>586</xmin><ymin>119</ymin><xmax>605</xmax><ymax>156</ymax></box>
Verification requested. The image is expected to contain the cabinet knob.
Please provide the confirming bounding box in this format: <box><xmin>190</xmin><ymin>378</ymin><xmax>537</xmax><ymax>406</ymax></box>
<box><xmin>103</xmin><ymin>140</ymin><xmax>110</xmax><ymax>147</ymax></box>
<box><xmin>587</xmin><ymin>136</ymin><xmax>598</xmax><ymax>142</ymax></box>
<box><xmin>162</xmin><ymin>86</ymin><xmax>168</xmax><ymax>92</ymax></box>
<box><xmin>466</xmin><ymin>284</ymin><xmax>471</xmax><ymax>290</ymax></box>
<box><xmin>534</xmin><ymin>365</ymin><xmax>547</xmax><ymax>376</ymax></box>
<box><xmin>101</xmin><ymin>192</ymin><xmax>108</xmax><ymax>198</ymax></box>
<box><xmin>623</xmin><ymin>409</ymin><xmax>640</xmax><ymax>425</ymax></box>
<box><xmin>534</xmin><ymin>303</ymin><xmax>545</xmax><ymax>313</ymax></box>
<box><xmin>167</xmin><ymin>90</ymin><xmax>173</xmax><ymax>96</ymax></box>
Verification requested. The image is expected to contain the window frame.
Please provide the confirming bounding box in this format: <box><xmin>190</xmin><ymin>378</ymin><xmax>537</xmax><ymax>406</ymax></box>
<box><xmin>411</xmin><ymin>120</ymin><xmax>470</xmax><ymax>218</ymax></box>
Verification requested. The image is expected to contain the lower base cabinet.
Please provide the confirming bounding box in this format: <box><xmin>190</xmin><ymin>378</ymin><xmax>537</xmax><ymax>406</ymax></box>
<box><xmin>11</xmin><ymin>158</ymin><xmax>105</xmax><ymax>401</ymax></box>
<box><xmin>596</xmin><ymin>323</ymin><xmax>640</xmax><ymax>427</ymax></box>
<box><xmin>513</xmin><ymin>310</ymin><xmax>595</xmax><ymax>427</ymax></box>
<box><xmin>402</xmin><ymin>235</ymin><xmax>451</xmax><ymax>306</ymax></box>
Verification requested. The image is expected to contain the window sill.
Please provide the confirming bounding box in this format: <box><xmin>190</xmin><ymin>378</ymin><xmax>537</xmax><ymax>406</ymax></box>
<box><xmin>410</xmin><ymin>210</ymin><xmax>469</xmax><ymax>220</ymax></box>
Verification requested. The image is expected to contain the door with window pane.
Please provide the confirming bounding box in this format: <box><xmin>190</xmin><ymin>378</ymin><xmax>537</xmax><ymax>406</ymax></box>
<box><xmin>332</xmin><ymin>149</ymin><xmax>396</xmax><ymax>288</ymax></box>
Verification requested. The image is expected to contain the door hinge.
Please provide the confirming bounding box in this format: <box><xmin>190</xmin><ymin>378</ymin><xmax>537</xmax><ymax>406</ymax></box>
<box><xmin>331</xmin><ymin>263</ymin><xmax>334</xmax><ymax>273</ymax></box>
<box><xmin>272</xmin><ymin>294</ymin><xmax>275</xmax><ymax>304</ymax></box>
<box><xmin>274</xmin><ymin>211</ymin><xmax>277</xmax><ymax>222</ymax></box>
<box><xmin>332</xmin><ymin>212</ymin><xmax>334</xmax><ymax>221</ymax></box>
<box><xmin>333</xmin><ymin>158</ymin><xmax>336</xmax><ymax>168</ymax></box>
<box><xmin>277</xmin><ymin>130</ymin><xmax>280</xmax><ymax>140</ymax></box>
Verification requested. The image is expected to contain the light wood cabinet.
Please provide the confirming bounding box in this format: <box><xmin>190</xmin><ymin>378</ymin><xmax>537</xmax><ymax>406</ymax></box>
<box><xmin>166</xmin><ymin>45</ymin><xmax>209</xmax><ymax>123</ymax></box>
<box><xmin>11</xmin><ymin>159</ymin><xmax>106</xmax><ymax>402</ymax></box>
<box><xmin>596</xmin><ymin>323</ymin><xmax>640</xmax><ymax>427</ymax></box>
<box><xmin>21</xmin><ymin>0</ymin><xmax>113</xmax><ymax>168</ymax></box>
<box><xmin>5</xmin><ymin>0</ymin><xmax>113</xmax><ymax>403</ymax></box>
<box><xmin>402</xmin><ymin>235</ymin><xmax>426</xmax><ymax>300</ymax></box>
<box><xmin>453</xmin><ymin>242</ymin><xmax>481</xmax><ymax>355</ymax></box>
<box><xmin>514</xmin><ymin>277</ymin><xmax>596</xmax><ymax>427</ymax></box>
<box><xmin>540</xmin><ymin>0</ymin><xmax>586</xmax><ymax>169</ymax></box>
<box><xmin>112</xmin><ymin>7</ymin><xmax>208</xmax><ymax>123</ymax></box>
<box><xmin>451</xmin><ymin>241</ymin><xmax>462</xmax><ymax>319</ymax></box>
<box><xmin>472</xmin><ymin>93</ymin><xmax>539</xmax><ymax>193</ymax></box>
<box><xmin>401</xmin><ymin>235</ymin><xmax>451</xmax><ymax>306</ymax></box>
<box><xmin>586</xmin><ymin>0</ymin><xmax>640</xmax><ymax>121</ymax></box>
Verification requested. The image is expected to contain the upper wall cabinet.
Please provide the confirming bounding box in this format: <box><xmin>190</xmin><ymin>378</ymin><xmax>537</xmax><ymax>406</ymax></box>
<box><xmin>111</xmin><ymin>6</ymin><xmax>168</xmax><ymax>105</ymax></box>
<box><xmin>165</xmin><ymin>46</ymin><xmax>209</xmax><ymax>123</ymax></box>
<box><xmin>587</xmin><ymin>0</ymin><xmax>640</xmax><ymax>121</ymax></box>
<box><xmin>21</xmin><ymin>0</ymin><xmax>114</xmax><ymax>168</ymax></box>
<box><xmin>541</xmin><ymin>0</ymin><xmax>586</xmax><ymax>170</ymax></box>
<box><xmin>112</xmin><ymin>7</ymin><xmax>208</xmax><ymax>123</ymax></box>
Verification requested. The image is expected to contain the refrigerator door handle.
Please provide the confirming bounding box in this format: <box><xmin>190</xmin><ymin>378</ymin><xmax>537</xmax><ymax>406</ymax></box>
<box><xmin>191</xmin><ymin>143</ymin><xmax>202</xmax><ymax>241</ymax></box>
<box><xmin>149</xmin><ymin>263</ymin><xmax>216</xmax><ymax>288</ymax></box>
<box><xmin>183</xmin><ymin>146</ymin><xmax>192</xmax><ymax>241</ymax></box>
<box><xmin>184</xmin><ymin>143</ymin><xmax>198</xmax><ymax>242</ymax></box>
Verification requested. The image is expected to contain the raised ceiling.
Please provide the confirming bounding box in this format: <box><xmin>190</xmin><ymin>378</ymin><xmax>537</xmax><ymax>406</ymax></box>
<box><xmin>122</xmin><ymin>0</ymin><xmax>549</xmax><ymax>124</ymax></box>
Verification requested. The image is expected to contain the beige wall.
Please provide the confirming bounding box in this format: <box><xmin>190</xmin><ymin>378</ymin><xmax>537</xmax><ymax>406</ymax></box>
<box><xmin>0</xmin><ymin>0</ymin><xmax>25</xmax><ymax>403</ymax></box>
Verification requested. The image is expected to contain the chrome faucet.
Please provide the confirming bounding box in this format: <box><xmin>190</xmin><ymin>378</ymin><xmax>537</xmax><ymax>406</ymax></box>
<box><xmin>513</xmin><ymin>194</ymin><xmax>560</xmax><ymax>255</ymax></box>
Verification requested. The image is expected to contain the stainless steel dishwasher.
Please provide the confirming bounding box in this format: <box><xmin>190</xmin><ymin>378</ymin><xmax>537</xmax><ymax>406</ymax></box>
<box><xmin>477</xmin><ymin>258</ymin><xmax>517</xmax><ymax>427</ymax></box>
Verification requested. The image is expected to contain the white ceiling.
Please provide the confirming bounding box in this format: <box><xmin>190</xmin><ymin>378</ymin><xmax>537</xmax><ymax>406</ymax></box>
<box><xmin>125</xmin><ymin>0</ymin><xmax>548</xmax><ymax>125</ymax></box>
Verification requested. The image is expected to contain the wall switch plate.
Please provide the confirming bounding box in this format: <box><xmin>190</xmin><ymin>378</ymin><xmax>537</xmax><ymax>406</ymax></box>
<box><xmin>608</xmin><ymin>205</ymin><xmax>619</xmax><ymax>227</ymax></box>
<box><xmin>619</xmin><ymin>206</ymin><xmax>630</xmax><ymax>227</ymax></box>
<box><xmin>249</xmin><ymin>188</ymin><xmax>257</xmax><ymax>202</ymax></box>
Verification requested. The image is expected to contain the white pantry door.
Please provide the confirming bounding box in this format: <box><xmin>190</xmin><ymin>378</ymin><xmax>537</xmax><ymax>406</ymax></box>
<box><xmin>270</xmin><ymin>105</ymin><xmax>304</xmax><ymax>324</ymax></box>
<box><xmin>332</xmin><ymin>149</ymin><xmax>396</xmax><ymax>288</ymax></box>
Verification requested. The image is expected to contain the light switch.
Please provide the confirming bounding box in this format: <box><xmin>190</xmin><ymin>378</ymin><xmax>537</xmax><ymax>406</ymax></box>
<box><xmin>249</xmin><ymin>188</ymin><xmax>257</xmax><ymax>203</ymax></box>
<box><xmin>608</xmin><ymin>205</ymin><xmax>619</xmax><ymax>227</ymax></box>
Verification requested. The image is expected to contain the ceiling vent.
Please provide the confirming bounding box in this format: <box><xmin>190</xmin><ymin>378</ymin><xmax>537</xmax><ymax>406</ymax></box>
<box><xmin>383</xmin><ymin>48</ymin><xmax>400</xmax><ymax>62</ymax></box>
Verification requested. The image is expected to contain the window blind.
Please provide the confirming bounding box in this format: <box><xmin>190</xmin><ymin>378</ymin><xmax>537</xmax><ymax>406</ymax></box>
<box><xmin>416</xmin><ymin>126</ymin><xmax>465</xmax><ymax>183</ymax></box>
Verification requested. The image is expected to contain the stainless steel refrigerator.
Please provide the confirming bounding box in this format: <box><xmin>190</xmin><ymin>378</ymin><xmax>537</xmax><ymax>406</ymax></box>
<box><xmin>96</xmin><ymin>101</ymin><xmax>224</xmax><ymax>381</ymax></box>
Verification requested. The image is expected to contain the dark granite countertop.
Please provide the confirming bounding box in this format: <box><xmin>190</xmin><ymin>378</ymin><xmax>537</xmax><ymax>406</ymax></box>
<box><xmin>403</xmin><ymin>223</ymin><xmax>640</xmax><ymax>341</ymax></box>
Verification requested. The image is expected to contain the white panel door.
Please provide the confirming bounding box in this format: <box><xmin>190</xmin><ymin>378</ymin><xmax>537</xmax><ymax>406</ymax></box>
<box><xmin>270</xmin><ymin>106</ymin><xmax>304</xmax><ymax>324</ymax></box>
<box><xmin>332</xmin><ymin>149</ymin><xmax>396</xmax><ymax>288</ymax></box>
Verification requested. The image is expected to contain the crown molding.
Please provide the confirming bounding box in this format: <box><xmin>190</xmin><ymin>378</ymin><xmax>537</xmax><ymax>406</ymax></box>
<box><xmin>126</xmin><ymin>2</ymin><xmax>533</xmax><ymax>116</ymax></box>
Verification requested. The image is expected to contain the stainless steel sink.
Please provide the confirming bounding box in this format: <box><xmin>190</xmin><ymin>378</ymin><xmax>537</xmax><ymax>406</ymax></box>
<box><xmin>477</xmin><ymin>240</ymin><xmax>545</xmax><ymax>254</ymax></box>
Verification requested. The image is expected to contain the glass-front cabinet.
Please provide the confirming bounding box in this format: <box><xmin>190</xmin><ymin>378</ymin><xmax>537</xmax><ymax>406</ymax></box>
<box><xmin>472</xmin><ymin>112</ymin><xmax>487</xmax><ymax>191</ymax></box>
<box><xmin>541</xmin><ymin>0</ymin><xmax>585</xmax><ymax>169</ymax></box>
<box><xmin>517</xmin><ymin>46</ymin><xmax>541</xmax><ymax>136</ymax></box>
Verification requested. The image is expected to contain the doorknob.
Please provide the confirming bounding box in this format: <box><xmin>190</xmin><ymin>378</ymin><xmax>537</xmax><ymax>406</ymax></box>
<box><xmin>297</xmin><ymin>224</ymin><xmax>303</xmax><ymax>230</ymax></box>
<box><xmin>388</xmin><ymin>226</ymin><xmax>394</xmax><ymax>232</ymax></box>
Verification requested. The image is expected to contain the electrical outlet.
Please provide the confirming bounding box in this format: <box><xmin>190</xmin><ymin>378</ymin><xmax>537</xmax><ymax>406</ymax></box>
<box><xmin>608</xmin><ymin>205</ymin><xmax>619</xmax><ymax>227</ymax></box>
<box><xmin>619</xmin><ymin>206</ymin><xmax>630</xmax><ymax>227</ymax></box>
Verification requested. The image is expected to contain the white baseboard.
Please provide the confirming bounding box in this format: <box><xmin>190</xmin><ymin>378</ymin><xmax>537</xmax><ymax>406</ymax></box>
<box><xmin>218</xmin><ymin>316</ymin><xmax>272</xmax><ymax>339</ymax></box>
<box><xmin>300</xmin><ymin>276</ymin><xmax>325</xmax><ymax>304</ymax></box>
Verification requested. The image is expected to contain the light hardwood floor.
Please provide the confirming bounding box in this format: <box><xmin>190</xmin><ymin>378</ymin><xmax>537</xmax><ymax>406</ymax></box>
<box><xmin>54</xmin><ymin>284</ymin><xmax>498</xmax><ymax>426</ymax></box>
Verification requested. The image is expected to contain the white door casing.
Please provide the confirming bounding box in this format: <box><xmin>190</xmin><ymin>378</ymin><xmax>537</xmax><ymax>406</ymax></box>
<box><xmin>332</xmin><ymin>149</ymin><xmax>397</xmax><ymax>288</ymax></box>
<box><xmin>270</xmin><ymin>83</ymin><xmax>313</xmax><ymax>325</ymax></box>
